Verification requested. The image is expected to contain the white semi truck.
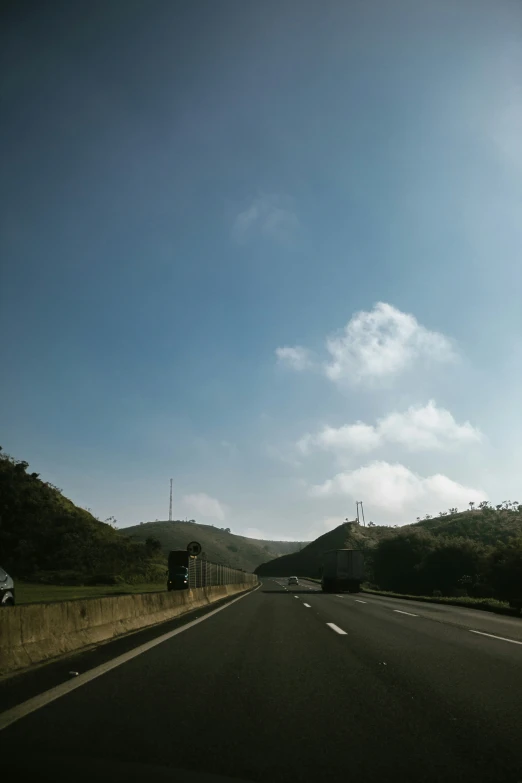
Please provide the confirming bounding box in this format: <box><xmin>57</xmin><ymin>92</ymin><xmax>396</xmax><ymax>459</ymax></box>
<box><xmin>321</xmin><ymin>549</ymin><xmax>364</xmax><ymax>593</ymax></box>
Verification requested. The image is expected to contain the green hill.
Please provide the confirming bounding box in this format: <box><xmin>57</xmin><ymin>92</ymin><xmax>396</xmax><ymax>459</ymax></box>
<box><xmin>123</xmin><ymin>520</ymin><xmax>307</xmax><ymax>573</ymax></box>
<box><xmin>256</xmin><ymin>507</ymin><xmax>522</xmax><ymax>601</ymax></box>
<box><xmin>411</xmin><ymin>506</ymin><xmax>522</xmax><ymax>545</ymax></box>
<box><xmin>255</xmin><ymin>521</ymin><xmax>386</xmax><ymax>579</ymax></box>
<box><xmin>0</xmin><ymin>448</ymin><xmax>166</xmax><ymax>585</ymax></box>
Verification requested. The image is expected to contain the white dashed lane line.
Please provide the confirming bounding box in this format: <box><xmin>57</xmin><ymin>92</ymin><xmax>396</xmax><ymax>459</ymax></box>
<box><xmin>355</xmin><ymin>599</ymin><xmax>367</xmax><ymax>604</ymax></box>
<box><xmin>393</xmin><ymin>610</ymin><xmax>418</xmax><ymax>617</ymax></box>
<box><xmin>303</xmin><ymin>603</ymin><xmax>311</xmax><ymax>608</ymax></box>
<box><xmin>469</xmin><ymin>630</ymin><xmax>522</xmax><ymax>646</ymax></box>
<box><xmin>327</xmin><ymin>623</ymin><xmax>347</xmax><ymax>635</ymax></box>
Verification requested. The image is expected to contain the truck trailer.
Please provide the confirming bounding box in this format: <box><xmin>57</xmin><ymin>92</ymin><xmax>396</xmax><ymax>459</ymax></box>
<box><xmin>321</xmin><ymin>549</ymin><xmax>364</xmax><ymax>593</ymax></box>
<box><xmin>167</xmin><ymin>549</ymin><xmax>190</xmax><ymax>591</ymax></box>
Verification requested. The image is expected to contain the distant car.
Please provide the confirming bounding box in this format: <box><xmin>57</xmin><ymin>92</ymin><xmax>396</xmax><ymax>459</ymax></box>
<box><xmin>0</xmin><ymin>566</ymin><xmax>15</xmax><ymax>606</ymax></box>
<box><xmin>288</xmin><ymin>576</ymin><xmax>299</xmax><ymax>585</ymax></box>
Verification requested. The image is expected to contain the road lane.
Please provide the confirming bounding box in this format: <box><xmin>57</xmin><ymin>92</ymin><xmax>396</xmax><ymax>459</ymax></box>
<box><xmin>296</xmin><ymin>578</ymin><xmax>522</xmax><ymax>642</ymax></box>
<box><xmin>2</xmin><ymin>577</ymin><xmax>522</xmax><ymax>783</ymax></box>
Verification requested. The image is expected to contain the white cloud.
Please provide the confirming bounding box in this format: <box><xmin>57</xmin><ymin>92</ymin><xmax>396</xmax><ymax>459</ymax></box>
<box><xmin>276</xmin><ymin>345</ymin><xmax>313</xmax><ymax>371</ymax></box>
<box><xmin>300</xmin><ymin>401</ymin><xmax>482</xmax><ymax>456</ymax></box>
<box><xmin>182</xmin><ymin>493</ymin><xmax>226</xmax><ymax>521</ymax></box>
<box><xmin>325</xmin><ymin>303</ymin><xmax>456</xmax><ymax>384</ymax></box>
<box><xmin>305</xmin><ymin>422</ymin><xmax>381</xmax><ymax>454</ymax></box>
<box><xmin>277</xmin><ymin>303</ymin><xmax>456</xmax><ymax>386</ymax></box>
<box><xmin>377</xmin><ymin>401</ymin><xmax>482</xmax><ymax>450</ymax></box>
<box><xmin>232</xmin><ymin>194</ymin><xmax>299</xmax><ymax>245</ymax></box>
<box><xmin>309</xmin><ymin>461</ymin><xmax>487</xmax><ymax>518</ymax></box>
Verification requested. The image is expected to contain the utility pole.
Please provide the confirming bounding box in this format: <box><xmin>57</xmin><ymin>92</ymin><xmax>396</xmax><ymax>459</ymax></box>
<box><xmin>169</xmin><ymin>479</ymin><xmax>173</xmax><ymax>522</ymax></box>
<box><xmin>356</xmin><ymin>501</ymin><xmax>366</xmax><ymax>526</ymax></box>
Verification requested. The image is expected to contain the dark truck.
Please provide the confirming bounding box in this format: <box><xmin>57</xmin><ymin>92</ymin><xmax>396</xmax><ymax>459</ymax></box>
<box><xmin>321</xmin><ymin>549</ymin><xmax>364</xmax><ymax>593</ymax></box>
<box><xmin>167</xmin><ymin>549</ymin><xmax>190</xmax><ymax>591</ymax></box>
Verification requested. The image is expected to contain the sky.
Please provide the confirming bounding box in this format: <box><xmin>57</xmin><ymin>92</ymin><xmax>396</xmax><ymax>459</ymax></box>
<box><xmin>1</xmin><ymin>0</ymin><xmax>521</xmax><ymax>542</ymax></box>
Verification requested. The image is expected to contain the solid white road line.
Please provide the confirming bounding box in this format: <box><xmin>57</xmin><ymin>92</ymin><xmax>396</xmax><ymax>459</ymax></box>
<box><xmin>355</xmin><ymin>599</ymin><xmax>367</xmax><ymax>604</ymax></box>
<box><xmin>393</xmin><ymin>610</ymin><xmax>418</xmax><ymax>617</ymax></box>
<box><xmin>469</xmin><ymin>630</ymin><xmax>522</xmax><ymax>646</ymax></box>
<box><xmin>0</xmin><ymin>584</ymin><xmax>260</xmax><ymax>733</ymax></box>
<box><xmin>303</xmin><ymin>603</ymin><xmax>311</xmax><ymax>608</ymax></box>
<box><xmin>327</xmin><ymin>623</ymin><xmax>347</xmax><ymax>635</ymax></box>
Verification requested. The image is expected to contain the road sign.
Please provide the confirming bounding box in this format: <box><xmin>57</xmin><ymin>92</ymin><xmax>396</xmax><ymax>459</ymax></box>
<box><xmin>187</xmin><ymin>540</ymin><xmax>202</xmax><ymax>557</ymax></box>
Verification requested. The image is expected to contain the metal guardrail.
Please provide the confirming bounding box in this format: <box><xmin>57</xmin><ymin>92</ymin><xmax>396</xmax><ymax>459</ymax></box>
<box><xmin>187</xmin><ymin>558</ymin><xmax>257</xmax><ymax>589</ymax></box>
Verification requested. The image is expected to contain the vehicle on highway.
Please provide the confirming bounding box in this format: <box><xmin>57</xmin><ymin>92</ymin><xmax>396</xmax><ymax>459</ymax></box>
<box><xmin>0</xmin><ymin>566</ymin><xmax>15</xmax><ymax>606</ymax></box>
<box><xmin>321</xmin><ymin>549</ymin><xmax>364</xmax><ymax>593</ymax></box>
<box><xmin>288</xmin><ymin>576</ymin><xmax>299</xmax><ymax>585</ymax></box>
<box><xmin>167</xmin><ymin>549</ymin><xmax>190</xmax><ymax>591</ymax></box>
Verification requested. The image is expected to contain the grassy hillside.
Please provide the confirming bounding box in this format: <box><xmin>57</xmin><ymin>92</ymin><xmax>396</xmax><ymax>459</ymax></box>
<box><xmin>0</xmin><ymin>448</ymin><xmax>166</xmax><ymax>585</ymax></box>
<box><xmin>123</xmin><ymin>520</ymin><xmax>307</xmax><ymax>572</ymax></box>
<box><xmin>255</xmin><ymin>522</ymin><xmax>385</xmax><ymax>579</ymax></box>
<box><xmin>256</xmin><ymin>507</ymin><xmax>522</xmax><ymax>602</ymax></box>
<box><xmin>412</xmin><ymin>506</ymin><xmax>522</xmax><ymax>544</ymax></box>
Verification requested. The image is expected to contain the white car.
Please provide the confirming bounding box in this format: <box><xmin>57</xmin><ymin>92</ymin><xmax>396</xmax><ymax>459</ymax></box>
<box><xmin>287</xmin><ymin>576</ymin><xmax>299</xmax><ymax>585</ymax></box>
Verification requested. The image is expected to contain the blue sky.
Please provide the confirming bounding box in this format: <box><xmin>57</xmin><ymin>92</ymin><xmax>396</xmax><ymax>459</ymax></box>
<box><xmin>1</xmin><ymin>0</ymin><xmax>521</xmax><ymax>540</ymax></box>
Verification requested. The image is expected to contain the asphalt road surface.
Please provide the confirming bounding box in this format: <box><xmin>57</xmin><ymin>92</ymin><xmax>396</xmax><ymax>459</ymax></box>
<box><xmin>2</xmin><ymin>578</ymin><xmax>522</xmax><ymax>783</ymax></box>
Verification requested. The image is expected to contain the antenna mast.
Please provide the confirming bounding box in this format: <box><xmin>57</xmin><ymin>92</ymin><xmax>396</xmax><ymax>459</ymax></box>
<box><xmin>169</xmin><ymin>479</ymin><xmax>173</xmax><ymax>522</ymax></box>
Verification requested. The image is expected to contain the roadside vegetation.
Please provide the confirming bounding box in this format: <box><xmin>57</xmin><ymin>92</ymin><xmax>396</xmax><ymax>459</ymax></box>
<box><xmin>0</xmin><ymin>448</ymin><xmax>166</xmax><ymax>587</ymax></box>
<box><xmin>257</xmin><ymin>505</ymin><xmax>522</xmax><ymax>608</ymax></box>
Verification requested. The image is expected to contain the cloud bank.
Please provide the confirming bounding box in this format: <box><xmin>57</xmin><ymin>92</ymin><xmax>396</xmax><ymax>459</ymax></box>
<box><xmin>276</xmin><ymin>302</ymin><xmax>456</xmax><ymax>385</ymax></box>
<box><xmin>298</xmin><ymin>401</ymin><xmax>482</xmax><ymax>456</ymax></box>
<box><xmin>309</xmin><ymin>461</ymin><xmax>487</xmax><ymax>517</ymax></box>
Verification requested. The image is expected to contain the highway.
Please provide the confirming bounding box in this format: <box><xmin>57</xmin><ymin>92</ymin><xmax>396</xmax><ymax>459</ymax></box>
<box><xmin>2</xmin><ymin>578</ymin><xmax>522</xmax><ymax>782</ymax></box>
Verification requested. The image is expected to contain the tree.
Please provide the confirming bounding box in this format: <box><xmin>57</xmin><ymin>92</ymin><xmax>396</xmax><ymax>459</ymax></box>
<box><xmin>145</xmin><ymin>537</ymin><xmax>162</xmax><ymax>555</ymax></box>
<box><xmin>373</xmin><ymin>531</ymin><xmax>436</xmax><ymax>593</ymax></box>
<box><xmin>488</xmin><ymin>537</ymin><xmax>522</xmax><ymax>600</ymax></box>
<box><xmin>469</xmin><ymin>502</ymin><xmax>475</xmax><ymax>511</ymax></box>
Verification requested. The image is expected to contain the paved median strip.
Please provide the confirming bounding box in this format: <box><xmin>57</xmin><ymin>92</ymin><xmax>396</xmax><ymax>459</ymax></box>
<box><xmin>393</xmin><ymin>610</ymin><xmax>418</xmax><ymax>617</ymax></box>
<box><xmin>327</xmin><ymin>622</ymin><xmax>347</xmax><ymax>635</ymax></box>
<box><xmin>469</xmin><ymin>630</ymin><xmax>522</xmax><ymax>646</ymax></box>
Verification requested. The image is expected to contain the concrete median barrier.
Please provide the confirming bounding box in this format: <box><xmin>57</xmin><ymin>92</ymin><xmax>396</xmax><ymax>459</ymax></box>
<box><xmin>0</xmin><ymin>582</ymin><xmax>257</xmax><ymax>677</ymax></box>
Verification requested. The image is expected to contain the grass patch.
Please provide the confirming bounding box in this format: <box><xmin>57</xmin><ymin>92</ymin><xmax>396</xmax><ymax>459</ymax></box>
<box><xmin>15</xmin><ymin>581</ymin><xmax>166</xmax><ymax>605</ymax></box>
<box><xmin>361</xmin><ymin>586</ymin><xmax>521</xmax><ymax>617</ymax></box>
